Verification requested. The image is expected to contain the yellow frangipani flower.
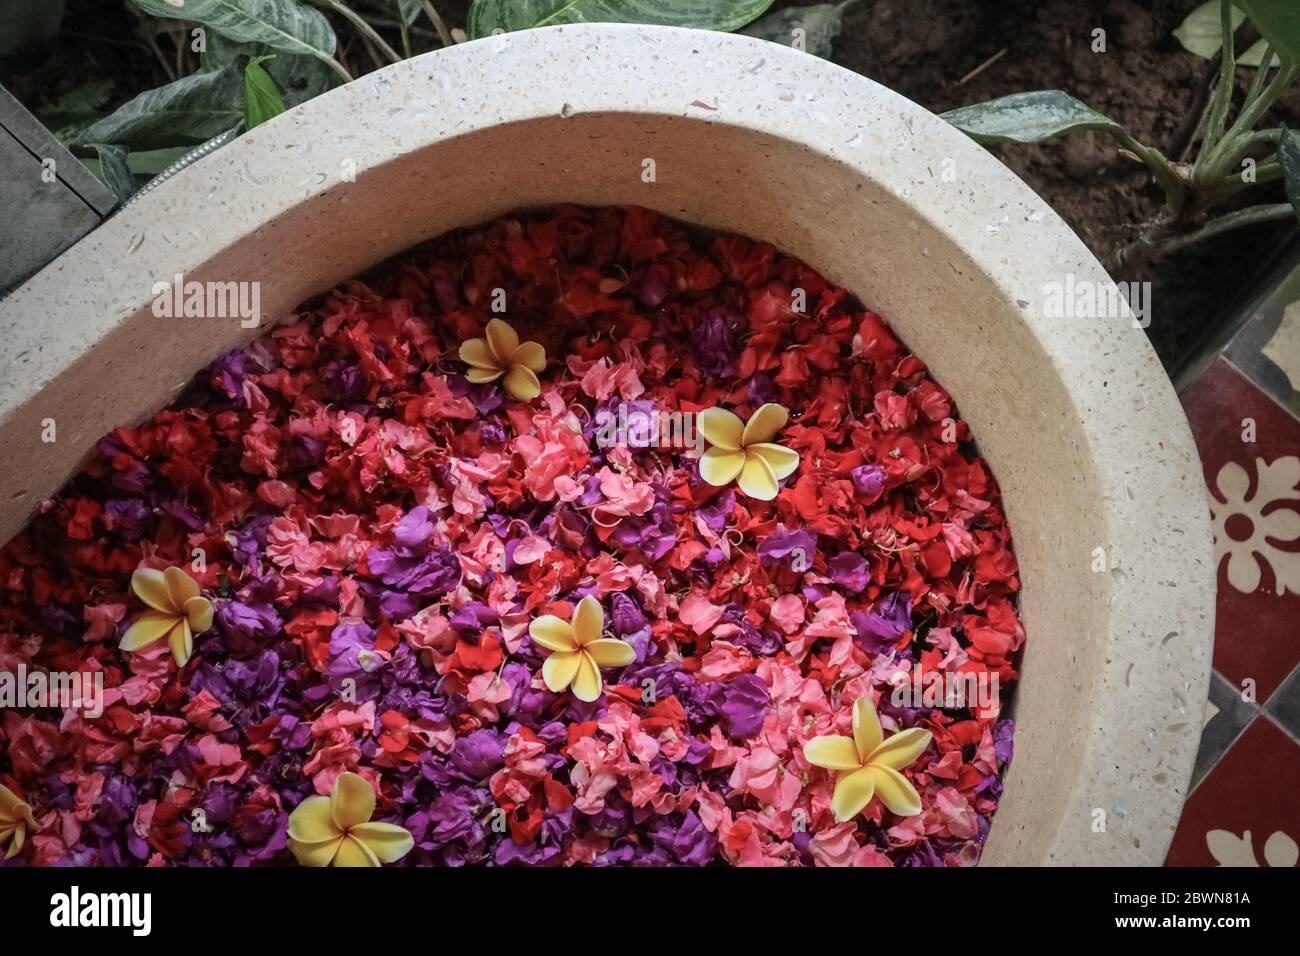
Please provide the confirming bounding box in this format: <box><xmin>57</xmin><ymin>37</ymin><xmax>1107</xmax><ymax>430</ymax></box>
<box><xmin>529</xmin><ymin>595</ymin><xmax>635</xmax><ymax>702</ymax></box>
<box><xmin>0</xmin><ymin>783</ymin><xmax>38</xmax><ymax>860</ymax></box>
<box><xmin>287</xmin><ymin>772</ymin><xmax>414</xmax><ymax>867</ymax></box>
<box><xmin>698</xmin><ymin>403</ymin><xmax>799</xmax><ymax>501</ymax></box>
<box><xmin>459</xmin><ymin>317</ymin><xmax>547</xmax><ymax>401</ymax></box>
<box><xmin>803</xmin><ymin>695</ymin><xmax>932</xmax><ymax>822</ymax></box>
<box><xmin>119</xmin><ymin>566</ymin><xmax>213</xmax><ymax>667</ymax></box>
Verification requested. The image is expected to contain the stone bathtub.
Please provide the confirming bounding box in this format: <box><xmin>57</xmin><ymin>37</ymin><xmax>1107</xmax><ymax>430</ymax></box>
<box><xmin>0</xmin><ymin>23</ymin><xmax>1214</xmax><ymax>865</ymax></box>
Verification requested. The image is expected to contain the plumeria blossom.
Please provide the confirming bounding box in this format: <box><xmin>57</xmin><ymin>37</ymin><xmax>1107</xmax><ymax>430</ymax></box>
<box><xmin>529</xmin><ymin>596</ymin><xmax>635</xmax><ymax>702</ymax></box>
<box><xmin>287</xmin><ymin>772</ymin><xmax>414</xmax><ymax>867</ymax></box>
<box><xmin>119</xmin><ymin>566</ymin><xmax>213</xmax><ymax>666</ymax></box>
<box><xmin>0</xmin><ymin>783</ymin><xmax>37</xmax><ymax>860</ymax></box>
<box><xmin>698</xmin><ymin>404</ymin><xmax>799</xmax><ymax>500</ymax></box>
<box><xmin>804</xmin><ymin>695</ymin><xmax>933</xmax><ymax>822</ymax></box>
<box><xmin>459</xmin><ymin>318</ymin><xmax>547</xmax><ymax>401</ymax></box>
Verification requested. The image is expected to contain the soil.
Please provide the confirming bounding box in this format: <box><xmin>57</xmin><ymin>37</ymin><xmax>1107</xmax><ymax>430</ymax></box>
<box><xmin>4</xmin><ymin>0</ymin><xmax>1298</xmax><ymax>372</ymax></box>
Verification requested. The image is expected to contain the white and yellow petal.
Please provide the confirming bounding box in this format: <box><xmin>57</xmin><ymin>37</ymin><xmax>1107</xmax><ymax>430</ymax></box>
<box><xmin>737</xmin><ymin>451</ymin><xmax>778</xmax><ymax>500</ymax></box>
<box><xmin>852</xmin><ymin>695</ymin><xmax>883</xmax><ymax>764</ymax></box>
<box><xmin>830</xmin><ymin>766</ymin><xmax>877</xmax><ymax>823</ymax></box>
<box><xmin>529</xmin><ymin>616</ymin><xmax>579</xmax><ymax>653</ymax></box>
<box><xmin>466</xmin><ymin>366</ymin><xmax>505</xmax><ymax>384</ymax></box>
<box><xmin>0</xmin><ymin>785</ymin><xmax>30</xmax><ymax>824</ymax></box>
<box><xmin>749</xmin><ymin>442</ymin><xmax>799</xmax><ymax>480</ymax></box>
<box><xmin>330</xmin><ymin>772</ymin><xmax>376</xmax><ymax>831</ymax></box>
<box><xmin>742</xmin><ymin>403</ymin><xmax>789</xmax><ymax>446</ymax></box>
<box><xmin>332</xmin><ymin>834</ymin><xmax>381</xmax><ymax>867</ymax></box>
<box><xmin>571</xmin><ymin>652</ymin><xmax>604</xmax><ymax>702</ymax></box>
<box><xmin>184</xmin><ymin>596</ymin><xmax>214</xmax><ymax>634</ymax></box>
<box><xmin>288</xmin><ymin>835</ymin><xmax>343</xmax><ymax>867</ymax></box>
<box><xmin>511</xmin><ymin>340</ymin><xmax>547</xmax><ymax>373</ymax></box>
<box><xmin>287</xmin><ymin>795</ymin><xmax>342</xmax><ymax>844</ymax></box>
<box><xmin>459</xmin><ymin>337</ymin><xmax>498</xmax><ymax>370</ymax></box>
<box><xmin>5</xmin><ymin>825</ymin><xmax>27</xmax><ymax>859</ymax></box>
<box><xmin>0</xmin><ymin>787</ymin><xmax>35</xmax><ymax>855</ymax></box>
<box><xmin>120</xmin><ymin>610</ymin><xmax>180</xmax><ymax>652</ymax></box>
<box><xmin>803</xmin><ymin>735</ymin><xmax>862</xmax><ymax>772</ymax></box>
<box><xmin>699</xmin><ymin>447</ymin><xmax>746</xmax><ymax>487</ymax></box>
<box><xmin>167</xmin><ymin>619</ymin><xmax>193</xmax><ymax>667</ymax></box>
<box><xmin>866</xmin><ymin>727</ymin><xmax>932</xmax><ymax>771</ymax></box>
<box><xmin>571</xmin><ymin>595</ymin><xmax>604</xmax><ymax>646</ymax></box>
<box><xmin>585</xmin><ymin>638</ymin><xmax>635</xmax><ymax>668</ymax></box>
<box><xmin>503</xmin><ymin>364</ymin><xmax>541</xmax><ymax>401</ymax></box>
<box><xmin>131</xmin><ymin>567</ymin><xmax>176</xmax><ymax>613</ymax></box>
<box><xmin>485</xmin><ymin>318</ymin><xmax>520</xmax><ymax>365</ymax></box>
<box><xmin>866</xmin><ymin>765</ymin><xmax>923</xmax><ymax>817</ymax></box>
<box><xmin>698</xmin><ymin>407</ymin><xmax>745</xmax><ymax>451</ymax></box>
<box><xmin>542</xmin><ymin>651</ymin><xmax>582</xmax><ymax>693</ymax></box>
<box><xmin>350</xmin><ymin>821</ymin><xmax>415</xmax><ymax>864</ymax></box>
<box><xmin>163</xmin><ymin>566</ymin><xmax>200</xmax><ymax>607</ymax></box>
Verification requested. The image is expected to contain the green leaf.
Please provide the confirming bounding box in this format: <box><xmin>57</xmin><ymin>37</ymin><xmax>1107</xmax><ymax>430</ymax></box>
<box><xmin>1234</xmin><ymin>0</ymin><xmax>1300</xmax><ymax>64</ymax></box>
<box><xmin>201</xmin><ymin>33</ymin><xmax>336</xmax><ymax>105</ymax></box>
<box><xmin>0</xmin><ymin>0</ymin><xmax>66</xmax><ymax>58</ymax></box>
<box><xmin>200</xmin><ymin>30</ymin><xmax>256</xmax><ymax>69</ymax></box>
<box><xmin>941</xmin><ymin>90</ymin><xmax>1122</xmax><ymax>145</ymax></box>
<box><xmin>1238</xmin><ymin>37</ymin><xmax>1282</xmax><ymax>67</ymax></box>
<box><xmin>126</xmin><ymin>146</ymin><xmax>193</xmax><ymax>176</ymax></box>
<box><xmin>264</xmin><ymin>52</ymin><xmax>336</xmax><ymax>105</ymax></box>
<box><xmin>739</xmin><ymin>1</ymin><xmax>855</xmax><ymax>59</ymax></box>
<box><xmin>87</xmin><ymin>143</ymin><xmax>137</xmax><ymax>204</ymax></box>
<box><xmin>130</xmin><ymin>0</ymin><xmax>336</xmax><ymax>60</ymax></box>
<box><xmin>244</xmin><ymin>54</ymin><xmax>286</xmax><ymax>128</ymax></box>
<box><xmin>1172</xmin><ymin>1</ymin><xmax>1280</xmax><ymax>68</ymax></box>
<box><xmin>70</xmin><ymin>67</ymin><xmax>244</xmax><ymax>149</ymax></box>
<box><xmin>466</xmin><ymin>0</ymin><xmax>775</xmax><ymax>40</ymax></box>
<box><xmin>1173</xmin><ymin>0</ymin><xmax>1244</xmax><ymax>59</ymax></box>
<box><xmin>1278</xmin><ymin>126</ymin><xmax>1300</xmax><ymax>219</ymax></box>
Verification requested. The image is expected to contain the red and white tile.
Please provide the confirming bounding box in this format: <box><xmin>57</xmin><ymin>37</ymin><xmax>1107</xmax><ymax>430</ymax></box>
<box><xmin>1180</xmin><ymin>357</ymin><xmax>1300</xmax><ymax>703</ymax></box>
<box><xmin>1167</xmin><ymin>300</ymin><xmax>1300</xmax><ymax>867</ymax></box>
<box><xmin>1166</xmin><ymin>716</ymin><xmax>1300</xmax><ymax>866</ymax></box>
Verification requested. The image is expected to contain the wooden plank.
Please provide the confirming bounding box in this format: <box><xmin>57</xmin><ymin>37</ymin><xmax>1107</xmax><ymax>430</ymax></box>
<box><xmin>0</xmin><ymin>83</ymin><xmax>116</xmax><ymax>294</ymax></box>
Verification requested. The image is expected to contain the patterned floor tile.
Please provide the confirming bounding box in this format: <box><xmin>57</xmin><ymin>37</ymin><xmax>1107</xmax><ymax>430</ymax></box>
<box><xmin>1264</xmin><ymin>662</ymin><xmax>1300</xmax><ymax>744</ymax></box>
<box><xmin>1165</xmin><ymin>716</ymin><xmax>1300</xmax><ymax>866</ymax></box>
<box><xmin>1221</xmin><ymin>244</ymin><xmax>1300</xmax><ymax>416</ymax></box>
<box><xmin>1180</xmin><ymin>357</ymin><xmax>1300</xmax><ymax>703</ymax></box>
<box><xmin>1190</xmin><ymin>670</ymin><xmax>1260</xmax><ymax>791</ymax></box>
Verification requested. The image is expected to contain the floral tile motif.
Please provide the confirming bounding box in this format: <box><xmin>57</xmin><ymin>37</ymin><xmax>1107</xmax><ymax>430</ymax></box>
<box><xmin>1202</xmin><ymin>827</ymin><xmax>1299</xmax><ymax>867</ymax></box>
<box><xmin>1180</xmin><ymin>357</ymin><xmax>1300</xmax><ymax>702</ymax></box>
<box><xmin>1165</xmin><ymin>716</ymin><xmax>1300</xmax><ymax>866</ymax></box>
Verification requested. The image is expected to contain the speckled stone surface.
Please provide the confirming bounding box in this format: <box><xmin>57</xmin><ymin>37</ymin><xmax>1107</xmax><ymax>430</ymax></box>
<box><xmin>0</xmin><ymin>23</ymin><xmax>1213</xmax><ymax>865</ymax></box>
